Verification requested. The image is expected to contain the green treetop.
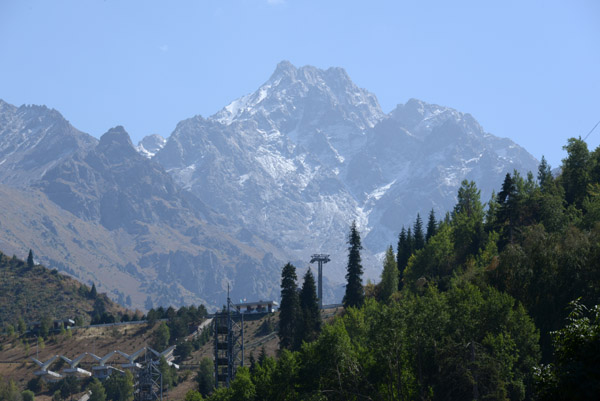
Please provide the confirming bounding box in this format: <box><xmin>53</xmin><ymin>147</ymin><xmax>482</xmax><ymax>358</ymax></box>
<box><xmin>278</xmin><ymin>263</ymin><xmax>299</xmax><ymax>351</ymax></box>
<box><xmin>343</xmin><ymin>221</ymin><xmax>364</xmax><ymax>309</ymax></box>
<box><xmin>379</xmin><ymin>245</ymin><xmax>398</xmax><ymax>302</ymax></box>
<box><xmin>298</xmin><ymin>268</ymin><xmax>321</xmax><ymax>345</ymax></box>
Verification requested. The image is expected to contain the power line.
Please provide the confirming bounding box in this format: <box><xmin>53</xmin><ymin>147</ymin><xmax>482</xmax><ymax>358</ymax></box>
<box><xmin>583</xmin><ymin>119</ymin><xmax>600</xmax><ymax>141</ymax></box>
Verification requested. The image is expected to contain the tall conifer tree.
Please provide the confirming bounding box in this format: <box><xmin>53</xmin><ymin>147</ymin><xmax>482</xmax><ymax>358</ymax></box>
<box><xmin>379</xmin><ymin>245</ymin><xmax>398</xmax><ymax>301</ymax></box>
<box><xmin>406</xmin><ymin>227</ymin><xmax>414</xmax><ymax>255</ymax></box>
<box><xmin>27</xmin><ymin>249</ymin><xmax>34</xmax><ymax>268</ymax></box>
<box><xmin>298</xmin><ymin>269</ymin><xmax>321</xmax><ymax>345</ymax></box>
<box><xmin>343</xmin><ymin>221</ymin><xmax>364</xmax><ymax>309</ymax></box>
<box><xmin>396</xmin><ymin>227</ymin><xmax>408</xmax><ymax>290</ymax></box>
<box><xmin>497</xmin><ymin>173</ymin><xmax>519</xmax><ymax>244</ymax></box>
<box><xmin>453</xmin><ymin>179</ymin><xmax>485</xmax><ymax>261</ymax></box>
<box><xmin>413</xmin><ymin>214</ymin><xmax>425</xmax><ymax>250</ymax></box>
<box><xmin>90</xmin><ymin>283</ymin><xmax>98</xmax><ymax>299</ymax></box>
<box><xmin>279</xmin><ymin>263</ymin><xmax>299</xmax><ymax>350</ymax></box>
<box><xmin>561</xmin><ymin>137</ymin><xmax>590</xmax><ymax>208</ymax></box>
<box><xmin>426</xmin><ymin>209</ymin><xmax>437</xmax><ymax>243</ymax></box>
<box><xmin>537</xmin><ymin>155</ymin><xmax>553</xmax><ymax>191</ymax></box>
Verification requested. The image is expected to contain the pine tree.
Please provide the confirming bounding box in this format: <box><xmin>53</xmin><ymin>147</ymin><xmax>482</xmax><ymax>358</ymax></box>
<box><xmin>249</xmin><ymin>352</ymin><xmax>256</xmax><ymax>373</ymax></box>
<box><xmin>298</xmin><ymin>269</ymin><xmax>321</xmax><ymax>345</ymax></box>
<box><xmin>379</xmin><ymin>245</ymin><xmax>398</xmax><ymax>301</ymax></box>
<box><xmin>88</xmin><ymin>378</ymin><xmax>107</xmax><ymax>401</ymax></box>
<box><xmin>152</xmin><ymin>322</ymin><xmax>170</xmax><ymax>350</ymax></box>
<box><xmin>454</xmin><ymin>180</ymin><xmax>484</xmax><ymax>219</ymax></box>
<box><xmin>413</xmin><ymin>214</ymin><xmax>425</xmax><ymax>250</ymax></box>
<box><xmin>258</xmin><ymin>346</ymin><xmax>267</xmax><ymax>366</ymax></box>
<box><xmin>278</xmin><ymin>263</ymin><xmax>299</xmax><ymax>351</ymax></box>
<box><xmin>497</xmin><ymin>173</ymin><xmax>519</xmax><ymax>244</ymax></box>
<box><xmin>196</xmin><ymin>357</ymin><xmax>214</xmax><ymax>397</ymax></box>
<box><xmin>343</xmin><ymin>221</ymin><xmax>364</xmax><ymax>309</ymax></box>
<box><xmin>406</xmin><ymin>227</ymin><xmax>414</xmax><ymax>255</ymax></box>
<box><xmin>397</xmin><ymin>226</ymin><xmax>415</xmax><ymax>291</ymax></box>
<box><xmin>89</xmin><ymin>283</ymin><xmax>98</xmax><ymax>299</ymax></box>
<box><xmin>27</xmin><ymin>249</ymin><xmax>34</xmax><ymax>268</ymax></box>
<box><xmin>396</xmin><ymin>227</ymin><xmax>408</xmax><ymax>291</ymax></box>
<box><xmin>537</xmin><ymin>155</ymin><xmax>553</xmax><ymax>191</ymax></box>
<box><xmin>105</xmin><ymin>368</ymin><xmax>134</xmax><ymax>401</ymax></box>
<box><xmin>453</xmin><ymin>180</ymin><xmax>485</xmax><ymax>261</ymax></box>
<box><xmin>426</xmin><ymin>209</ymin><xmax>437</xmax><ymax>243</ymax></box>
<box><xmin>561</xmin><ymin>137</ymin><xmax>590</xmax><ymax>208</ymax></box>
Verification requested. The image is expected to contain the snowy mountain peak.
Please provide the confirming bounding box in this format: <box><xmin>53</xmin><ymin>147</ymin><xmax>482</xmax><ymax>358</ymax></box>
<box><xmin>137</xmin><ymin>134</ymin><xmax>166</xmax><ymax>158</ymax></box>
<box><xmin>151</xmin><ymin>63</ymin><xmax>538</xmax><ymax>302</ymax></box>
<box><xmin>0</xmin><ymin>99</ymin><xmax>16</xmax><ymax>113</ymax></box>
<box><xmin>269</xmin><ymin>59</ymin><xmax>297</xmax><ymax>80</ymax></box>
<box><xmin>0</xmin><ymin>100</ymin><xmax>97</xmax><ymax>187</ymax></box>
<box><xmin>390</xmin><ymin>98</ymin><xmax>484</xmax><ymax>138</ymax></box>
<box><xmin>212</xmin><ymin>61</ymin><xmax>384</xmax><ymax>165</ymax></box>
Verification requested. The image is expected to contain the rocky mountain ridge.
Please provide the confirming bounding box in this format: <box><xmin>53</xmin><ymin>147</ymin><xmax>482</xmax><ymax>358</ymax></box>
<box><xmin>0</xmin><ymin>61</ymin><xmax>539</xmax><ymax>307</ymax></box>
<box><xmin>149</xmin><ymin>61</ymin><xmax>538</xmax><ymax>287</ymax></box>
<box><xmin>0</xmin><ymin>104</ymin><xmax>287</xmax><ymax>309</ymax></box>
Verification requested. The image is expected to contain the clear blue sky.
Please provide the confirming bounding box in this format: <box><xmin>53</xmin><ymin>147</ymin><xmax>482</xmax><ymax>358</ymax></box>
<box><xmin>1</xmin><ymin>0</ymin><xmax>599</xmax><ymax>168</ymax></box>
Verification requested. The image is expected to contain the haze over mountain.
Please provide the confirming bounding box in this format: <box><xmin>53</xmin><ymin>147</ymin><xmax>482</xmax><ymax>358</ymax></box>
<box><xmin>0</xmin><ymin>103</ymin><xmax>285</xmax><ymax>309</ymax></box>
<box><xmin>150</xmin><ymin>61</ymin><xmax>538</xmax><ymax>287</ymax></box>
<box><xmin>0</xmin><ymin>62</ymin><xmax>538</xmax><ymax>308</ymax></box>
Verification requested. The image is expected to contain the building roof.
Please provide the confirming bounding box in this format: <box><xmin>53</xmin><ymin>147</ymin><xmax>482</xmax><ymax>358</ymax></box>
<box><xmin>234</xmin><ymin>300</ymin><xmax>279</xmax><ymax>307</ymax></box>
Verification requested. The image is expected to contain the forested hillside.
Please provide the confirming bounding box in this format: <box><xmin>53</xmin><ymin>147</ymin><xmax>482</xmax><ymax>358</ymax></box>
<box><xmin>0</xmin><ymin>251</ymin><xmax>128</xmax><ymax>328</ymax></box>
<box><xmin>195</xmin><ymin>137</ymin><xmax>600</xmax><ymax>401</ymax></box>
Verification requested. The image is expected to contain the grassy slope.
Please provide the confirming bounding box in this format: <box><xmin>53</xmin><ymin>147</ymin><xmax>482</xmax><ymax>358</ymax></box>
<box><xmin>0</xmin><ymin>251</ymin><xmax>126</xmax><ymax>327</ymax></box>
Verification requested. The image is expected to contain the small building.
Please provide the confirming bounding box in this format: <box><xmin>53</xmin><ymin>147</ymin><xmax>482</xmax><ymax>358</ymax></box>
<box><xmin>53</xmin><ymin>318</ymin><xmax>75</xmax><ymax>330</ymax></box>
<box><xmin>27</xmin><ymin>318</ymin><xmax>75</xmax><ymax>333</ymax></box>
<box><xmin>233</xmin><ymin>300</ymin><xmax>278</xmax><ymax>314</ymax></box>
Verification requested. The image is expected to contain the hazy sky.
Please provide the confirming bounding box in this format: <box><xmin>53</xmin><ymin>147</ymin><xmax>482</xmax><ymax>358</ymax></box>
<box><xmin>1</xmin><ymin>0</ymin><xmax>599</xmax><ymax>167</ymax></box>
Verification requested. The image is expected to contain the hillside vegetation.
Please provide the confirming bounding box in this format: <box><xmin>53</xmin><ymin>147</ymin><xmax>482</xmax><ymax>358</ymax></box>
<box><xmin>1</xmin><ymin>137</ymin><xmax>598</xmax><ymax>401</ymax></box>
<box><xmin>0</xmin><ymin>251</ymin><xmax>127</xmax><ymax>328</ymax></box>
<box><xmin>193</xmin><ymin>137</ymin><xmax>600</xmax><ymax>401</ymax></box>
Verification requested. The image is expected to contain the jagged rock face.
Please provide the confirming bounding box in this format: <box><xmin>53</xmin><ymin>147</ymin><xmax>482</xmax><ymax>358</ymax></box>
<box><xmin>137</xmin><ymin>134</ymin><xmax>166</xmax><ymax>158</ymax></box>
<box><xmin>153</xmin><ymin>62</ymin><xmax>539</xmax><ymax>287</ymax></box>
<box><xmin>0</xmin><ymin>113</ymin><xmax>285</xmax><ymax>309</ymax></box>
<box><xmin>212</xmin><ymin>60</ymin><xmax>384</xmax><ymax>168</ymax></box>
<box><xmin>358</xmin><ymin>99</ymin><xmax>539</xmax><ymax>249</ymax></box>
<box><xmin>0</xmin><ymin>100</ymin><xmax>97</xmax><ymax>186</ymax></box>
<box><xmin>0</xmin><ymin>61</ymin><xmax>540</xmax><ymax>308</ymax></box>
<box><xmin>37</xmin><ymin>126</ymin><xmax>198</xmax><ymax>233</ymax></box>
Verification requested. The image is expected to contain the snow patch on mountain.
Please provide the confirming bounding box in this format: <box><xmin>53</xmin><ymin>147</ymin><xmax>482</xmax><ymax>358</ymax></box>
<box><xmin>150</xmin><ymin>62</ymin><xmax>539</xmax><ymax>300</ymax></box>
<box><xmin>137</xmin><ymin>134</ymin><xmax>166</xmax><ymax>158</ymax></box>
<box><xmin>367</xmin><ymin>180</ymin><xmax>396</xmax><ymax>202</ymax></box>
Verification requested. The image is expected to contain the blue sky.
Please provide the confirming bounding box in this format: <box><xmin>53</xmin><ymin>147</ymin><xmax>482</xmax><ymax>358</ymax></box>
<box><xmin>1</xmin><ymin>0</ymin><xmax>599</xmax><ymax>167</ymax></box>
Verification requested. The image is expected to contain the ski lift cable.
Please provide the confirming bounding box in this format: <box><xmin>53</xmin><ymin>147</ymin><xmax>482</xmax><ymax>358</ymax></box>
<box><xmin>583</xmin><ymin>119</ymin><xmax>600</xmax><ymax>141</ymax></box>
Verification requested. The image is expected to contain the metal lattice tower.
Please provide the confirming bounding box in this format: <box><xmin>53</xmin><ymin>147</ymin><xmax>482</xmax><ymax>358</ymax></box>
<box><xmin>134</xmin><ymin>349</ymin><xmax>162</xmax><ymax>401</ymax></box>
<box><xmin>214</xmin><ymin>286</ymin><xmax>244</xmax><ymax>388</ymax></box>
<box><xmin>310</xmin><ymin>254</ymin><xmax>330</xmax><ymax>309</ymax></box>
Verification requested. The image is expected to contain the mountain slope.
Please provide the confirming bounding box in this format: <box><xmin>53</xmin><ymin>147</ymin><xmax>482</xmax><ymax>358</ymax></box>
<box><xmin>0</xmin><ymin>99</ymin><xmax>97</xmax><ymax>186</ymax></box>
<box><xmin>0</xmin><ymin>250</ymin><xmax>125</xmax><ymax>326</ymax></box>
<box><xmin>357</xmin><ymin>98</ymin><xmax>539</xmax><ymax>248</ymax></box>
<box><xmin>0</xmin><ymin>61</ymin><xmax>539</xmax><ymax>307</ymax></box>
<box><xmin>151</xmin><ymin>62</ymin><xmax>538</xmax><ymax>291</ymax></box>
<box><xmin>0</xmin><ymin>115</ymin><xmax>287</xmax><ymax>309</ymax></box>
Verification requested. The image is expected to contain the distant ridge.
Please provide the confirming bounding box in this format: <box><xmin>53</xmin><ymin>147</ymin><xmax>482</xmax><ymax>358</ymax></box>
<box><xmin>0</xmin><ymin>61</ymin><xmax>539</xmax><ymax>308</ymax></box>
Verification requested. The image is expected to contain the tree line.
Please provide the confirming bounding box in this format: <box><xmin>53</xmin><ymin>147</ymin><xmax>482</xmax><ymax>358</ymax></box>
<box><xmin>188</xmin><ymin>137</ymin><xmax>600</xmax><ymax>400</ymax></box>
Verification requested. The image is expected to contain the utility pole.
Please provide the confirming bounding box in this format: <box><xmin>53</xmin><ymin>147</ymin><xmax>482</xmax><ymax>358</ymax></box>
<box><xmin>310</xmin><ymin>254</ymin><xmax>330</xmax><ymax>309</ymax></box>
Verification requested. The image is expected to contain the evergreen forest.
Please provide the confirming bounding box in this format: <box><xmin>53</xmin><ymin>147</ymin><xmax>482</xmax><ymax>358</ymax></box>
<box><xmin>1</xmin><ymin>137</ymin><xmax>599</xmax><ymax>401</ymax></box>
<box><xmin>191</xmin><ymin>137</ymin><xmax>600</xmax><ymax>401</ymax></box>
